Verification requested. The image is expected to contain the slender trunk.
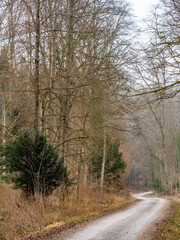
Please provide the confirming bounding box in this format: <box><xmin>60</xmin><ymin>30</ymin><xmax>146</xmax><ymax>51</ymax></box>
<box><xmin>34</xmin><ymin>0</ymin><xmax>40</xmax><ymax>139</ymax></box>
<box><xmin>100</xmin><ymin>129</ymin><xmax>107</xmax><ymax>189</ymax></box>
<box><xmin>76</xmin><ymin>157</ymin><xmax>81</xmax><ymax>200</ymax></box>
<box><xmin>161</xmin><ymin>101</ymin><xmax>169</xmax><ymax>192</ymax></box>
<box><xmin>46</xmin><ymin>0</ymin><xmax>55</xmax><ymax>138</ymax></box>
<box><xmin>83</xmin><ymin>161</ymin><xmax>88</xmax><ymax>187</ymax></box>
<box><xmin>2</xmin><ymin>101</ymin><xmax>6</xmax><ymax>146</ymax></box>
<box><xmin>8</xmin><ymin>0</ymin><xmax>15</xmax><ymax>113</ymax></box>
<box><xmin>9</xmin><ymin>0</ymin><xmax>15</xmax><ymax>69</ymax></box>
<box><xmin>60</xmin><ymin>0</ymin><xmax>74</xmax><ymax>164</ymax></box>
<box><xmin>162</xmin><ymin>143</ymin><xmax>169</xmax><ymax>192</ymax></box>
<box><xmin>40</xmin><ymin>99</ymin><xmax>46</xmax><ymax>134</ymax></box>
<box><xmin>150</xmin><ymin>154</ymin><xmax>154</xmax><ymax>183</ymax></box>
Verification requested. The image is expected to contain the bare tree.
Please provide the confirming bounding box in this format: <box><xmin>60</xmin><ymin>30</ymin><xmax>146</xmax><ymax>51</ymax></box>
<box><xmin>34</xmin><ymin>0</ymin><xmax>40</xmax><ymax>139</ymax></box>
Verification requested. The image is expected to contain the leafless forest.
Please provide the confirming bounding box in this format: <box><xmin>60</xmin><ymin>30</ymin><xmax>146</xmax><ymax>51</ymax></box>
<box><xmin>0</xmin><ymin>0</ymin><xmax>179</xmax><ymax>196</ymax></box>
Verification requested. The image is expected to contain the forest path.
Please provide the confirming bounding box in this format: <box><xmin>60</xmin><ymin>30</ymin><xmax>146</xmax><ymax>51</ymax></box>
<box><xmin>50</xmin><ymin>192</ymin><xmax>170</xmax><ymax>240</ymax></box>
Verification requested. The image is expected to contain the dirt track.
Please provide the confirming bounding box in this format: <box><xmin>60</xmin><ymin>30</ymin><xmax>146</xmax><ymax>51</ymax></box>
<box><xmin>50</xmin><ymin>192</ymin><xmax>170</xmax><ymax>240</ymax></box>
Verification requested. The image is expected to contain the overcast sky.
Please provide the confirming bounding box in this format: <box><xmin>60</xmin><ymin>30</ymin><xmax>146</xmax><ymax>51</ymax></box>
<box><xmin>128</xmin><ymin>0</ymin><xmax>158</xmax><ymax>20</ymax></box>
<box><xmin>128</xmin><ymin>0</ymin><xmax>159</xmax><ymax>42</ymax></box>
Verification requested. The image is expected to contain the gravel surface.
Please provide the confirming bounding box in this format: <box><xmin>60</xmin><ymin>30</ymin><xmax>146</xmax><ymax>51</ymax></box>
<box><xmin>49</xmin><ymin>192</ymin><xmax>170</xmax><ymax>240</ymax></box>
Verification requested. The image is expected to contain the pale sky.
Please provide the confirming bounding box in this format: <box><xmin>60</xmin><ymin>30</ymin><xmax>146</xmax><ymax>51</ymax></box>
<box><xmin>128</xmin><ymin>0</ymin><xmax>158</xmax><ymax>20</ymax></box>
<box><xmin>128</xmin><ymin>0</ymin><xmax>159</xmax><ymax>42</ymax></box>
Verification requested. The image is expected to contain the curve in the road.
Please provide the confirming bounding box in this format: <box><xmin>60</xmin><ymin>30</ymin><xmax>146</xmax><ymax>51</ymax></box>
<box><xmin>53</xmin><ymin>192</ymin><xmax>168</xmax><ymax>240</ymax></box>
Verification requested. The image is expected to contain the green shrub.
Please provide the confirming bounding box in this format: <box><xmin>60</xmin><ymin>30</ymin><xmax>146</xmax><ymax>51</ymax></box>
<box><xmin>3</xmin><ymin>132</ymin><xmax>68</xmax><ymax>197</ymax></box>
<box><xmin>152</xmin><ymin>178</ymin><xmax>163</xmax><ymax>193</ymax></box>
<box><xmin>91</xmin><ymin>140</ymin><xmax>126</xmax><ymax>190</ymax></box>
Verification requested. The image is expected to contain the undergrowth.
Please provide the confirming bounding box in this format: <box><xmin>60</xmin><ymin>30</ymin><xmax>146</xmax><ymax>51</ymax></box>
<box><xmin>0</xmin><ymin>184</ymin><xmax>134</xmax><ymax>240</ymax></box>
<box><xmin>155</xmin><ymin>198</ymin><xmax>180</xmax><ymax>240</ymax></box>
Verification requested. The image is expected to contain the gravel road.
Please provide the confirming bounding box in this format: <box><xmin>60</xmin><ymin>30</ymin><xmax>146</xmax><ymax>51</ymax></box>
<box><xmin>51</xmin><ymin>192</ymin><xmax>169</xmax><ymax>240</ymax></box>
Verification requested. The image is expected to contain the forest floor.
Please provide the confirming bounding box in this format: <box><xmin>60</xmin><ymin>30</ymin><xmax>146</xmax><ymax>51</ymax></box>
<box><xmin>0</xmin><ymin>183</ymin><xmax>136</xmax><ymax>240</ymax></box>
<box><xmin>150</xmin><ymin>197</ymin><xmax>180</xmax><ymax>240</ymax></box>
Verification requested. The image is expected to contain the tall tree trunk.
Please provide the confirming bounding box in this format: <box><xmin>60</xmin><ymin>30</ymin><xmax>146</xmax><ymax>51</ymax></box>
<box><xmin>45</xmin><ymin>0</ymin><xmax>55</xmax><ymax>138</ymax></box>
<box><xmin>2</xmin><ymin>101</ymin><xmax>6</xmax><ymax>146</ymax></box>
<box><xmin>100</xmin><ymin>129</ymin><xmax>107</xmax><ymax>189</ymax></box>
<box><xmin>9</xmin><ymin>0</ymin><xmax>15</xmax><ymax>69</ymax></box>
<box><xmin>60</xmin><ymin>0</ymin><xmax>74</xmax><ymax>164</ymax></box>
<box><xmin>8</xmin><ymin>0</ymin><xmax>15</xmax><ymax>113</ymax></box>
<box><xmin>76</xmin><ymin>145</ymin><xmax>83</xmax><ymax>200</ymax></box>
<box><xmin>34</xmin><ymin>0</ymin><xmax>40</xmax><ymax>139</ymax></box>
<box><xmin>28</xmin><ymin>14</ymin><xmax>32</xmax><ymax>74</ymax></box>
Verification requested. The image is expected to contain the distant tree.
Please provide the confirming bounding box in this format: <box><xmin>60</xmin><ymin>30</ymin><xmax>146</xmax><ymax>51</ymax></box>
<box><xmin>4</xmin><ymin>132</ymin><xmax>67</xmax><ymax>197</ymax></box>
<box><xmin>105</xmin><ymin>141</ymin><xmax>126</xmax><ymax>190</ymax></box>
<box><xmin>92</xmin><ymin>139</ymin><xmax>126</xmax><ymax>190</ymax></box>
<box><xmin>153</xmin><ymin>178</ymin><xmax>163</xmax><ymax>193</ymax></box>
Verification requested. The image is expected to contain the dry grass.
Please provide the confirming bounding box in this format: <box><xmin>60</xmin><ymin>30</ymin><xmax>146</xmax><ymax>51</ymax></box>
<box><xmin>154</xmin><ymin>198</ymin><xmax>180</xmax><ymax>240</ymax></box>
<box><xmin>0</xmin><ymin>184</ymin><xmax>134</xmax><ymax>240</ymax></box>
<box><xmin>0</xmin><ymin>184</ymin><xmax>58</xmax><ymax>240</ymax></box>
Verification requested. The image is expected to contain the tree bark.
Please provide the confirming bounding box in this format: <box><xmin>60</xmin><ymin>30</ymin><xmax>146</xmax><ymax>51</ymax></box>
<box><xmin>60</xmin><ymin>0</ymin><xmax>74</xmax><ymax>164</ymax></box>
<box><xmin>34</xmin><ymin>0</ymin><xmax>40</xmax><ymax>139</ymax></box>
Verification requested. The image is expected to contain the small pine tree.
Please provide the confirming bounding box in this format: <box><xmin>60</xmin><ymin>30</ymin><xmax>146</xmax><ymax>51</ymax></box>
<box><xmin>4</xmin><ymin>132</ymin><xmax>68</xmax><ymax>197</ymax></box>
<box><xmin>91</xmin><ymin>139</ymin><xmax>126</xmax><ymax>190</ymax></box>
<box><xmin>152</xmin><ymin>178</ymin><xmax>163</xmax><ymax>193</ymax></box>
<box><xmin>105</xmin><ymin>141</ymin><xmax>126</xmax><ymax>190</ymax></box>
